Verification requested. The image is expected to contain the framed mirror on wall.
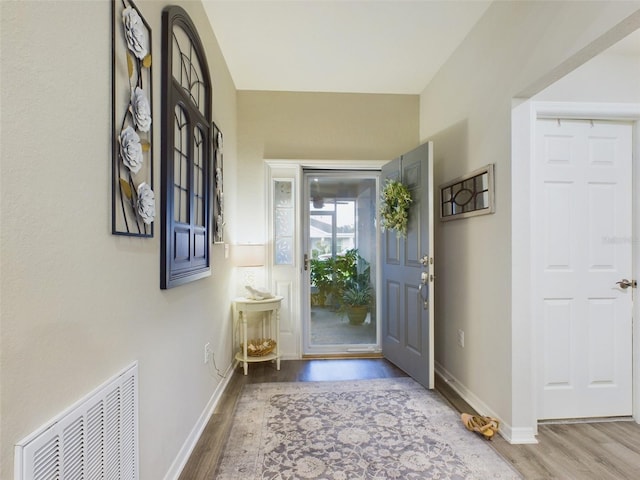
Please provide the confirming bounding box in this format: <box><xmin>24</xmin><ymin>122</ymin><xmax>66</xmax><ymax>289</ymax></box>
<box><xmin>440</xmin><ymin>164</ymin><xmax>495</xmax><ymax>221</ymax></box>
<box><xmin>160</xmin><ymin>6</ymin><xmax>212</xmax><ymax>288</ymax></box>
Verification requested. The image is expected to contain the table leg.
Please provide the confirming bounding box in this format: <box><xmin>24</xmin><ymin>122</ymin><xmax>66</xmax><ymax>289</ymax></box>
<box><xmin>275</xmin><ymin>307</ymin><xmax>281</xmax><ymax>371</ymax></box>
<box><xmin>241</xmin><ymin>311</ymin><xmax>248</xmax><ymax>375</ymax></box>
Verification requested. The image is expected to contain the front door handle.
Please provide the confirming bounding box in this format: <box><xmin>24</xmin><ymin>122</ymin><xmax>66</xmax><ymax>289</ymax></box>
<box><xmin>418</xmin><ymin>272</ymin><xmax>428</xmax><ymax>309</ymax></box>
<box><xmin>616</xmin><ymin>279</ymin><xmax>636</xmax><ymax>289</ymax></box>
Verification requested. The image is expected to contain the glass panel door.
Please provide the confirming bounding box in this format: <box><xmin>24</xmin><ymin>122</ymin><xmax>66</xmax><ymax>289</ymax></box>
<box><xmin>303</xmin><ymin>171</ymin><xmax>379</xmax><ymax>355</ymax></box>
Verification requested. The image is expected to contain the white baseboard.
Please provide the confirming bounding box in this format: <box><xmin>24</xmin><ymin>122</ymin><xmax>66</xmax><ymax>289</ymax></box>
<box><xmin>281</xmin><ymin>353</ymin><xmax>300</xmax><ymax>360</ymax></box>
<box><xmin>507</xmin><ymin>426</ymin><xmax>539</xmax><ymax>444</ymax></box>
<box><xmin>163</xmin><ymin>363</ymin><xmax>236</xmax><ymax>480</ymax></box>
<box><xmin>435</xmin><ymin>362</ymin><xmax>538</xmax><ymax>445</ymax></box>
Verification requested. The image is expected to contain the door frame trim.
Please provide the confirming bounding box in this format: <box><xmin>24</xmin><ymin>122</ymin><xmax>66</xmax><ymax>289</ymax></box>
<box><xmin>512</xmin><ymin>101</ymin><xmax>640</xmax><ymax>443</ymax></box>
<box><xmin>265</xmin><ymin>159</ymin><xmax>387</xmax><ymax>359</ymax></box>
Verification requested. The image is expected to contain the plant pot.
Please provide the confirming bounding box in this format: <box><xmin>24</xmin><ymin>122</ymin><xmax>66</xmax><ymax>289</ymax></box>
<box><xmin>346</xmin><ymin>305</ymin><xmax>368</xmax><ymax>325</ymax></box>
<box><xmin>310</xmin><ymin>292</ymin><xmax>324</xmax><ymax>306</ymax></box>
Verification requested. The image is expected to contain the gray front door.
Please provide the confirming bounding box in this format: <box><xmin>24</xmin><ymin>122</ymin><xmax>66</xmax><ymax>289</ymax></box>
<box><xmin>381</xmin><ymin>142</ymin><xmax>434</xmax><ymax>388</ymax></box>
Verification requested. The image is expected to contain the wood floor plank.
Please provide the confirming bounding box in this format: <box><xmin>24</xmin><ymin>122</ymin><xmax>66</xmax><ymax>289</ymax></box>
<box><xmin>606</xmin><ymin>421</ymin><xmax>640</xmax><ymax>453</ymax></box>
<box><xmin>178</xmin><ymin>359</ymin><xmax>640</xmax><ymax>480</ymax></box>
<box><xmin>543</xmin><ymin>425</ymin><xmax>616</xmax><ymax>479</ymax></box>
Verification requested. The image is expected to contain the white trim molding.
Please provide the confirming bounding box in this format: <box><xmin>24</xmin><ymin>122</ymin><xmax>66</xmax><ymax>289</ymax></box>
<box><xmin>265</xmin><ymin>158</ymin><xmax>387</xmax><ymax>170</ymax></box>
<box><xmin>535</xmin><ymin>101</ymin><xmax>640</xmax><ymax>121</ymax></box>
<box><xmin>436</xmin><ymin>363</ymin><xmax>538</xmax><ymax>445</ymax></box>
<box><xmin>264</xmin><ymin>158</ymin><xmax>386</xmax><ymax>359</ymax></box>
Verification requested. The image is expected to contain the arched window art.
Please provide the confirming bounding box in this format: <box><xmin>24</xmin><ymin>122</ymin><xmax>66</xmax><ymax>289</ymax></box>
<box><xmin>160</xmin><ymin>6</ymin><xmax>213</xmax><ymax>288</ymax></box>
<box><xmin>112</xmin><ymin>0</ymin><xmax>155</xmax><ymax>237</ymax></box>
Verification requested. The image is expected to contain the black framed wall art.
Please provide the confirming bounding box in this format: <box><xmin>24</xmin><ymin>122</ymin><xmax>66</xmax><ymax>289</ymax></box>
<box><xmin>111</xmin><ymin>0</ymin><xmax>155</xmax><ymax>237</ymax></box>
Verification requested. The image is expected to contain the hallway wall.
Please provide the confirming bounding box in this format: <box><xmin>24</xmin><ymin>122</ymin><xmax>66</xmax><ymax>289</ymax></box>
<box><xmin>419</xmin><ymin>0</ymin><xmax>640</xmax><ymax>441</ymax></box>
<box><xmin>0</xmin><ymin>1</ymin><xmax>237</xmax><ymax>478</ymax></box>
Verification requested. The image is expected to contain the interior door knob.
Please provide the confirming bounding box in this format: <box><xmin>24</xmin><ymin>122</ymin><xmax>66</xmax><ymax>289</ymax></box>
<box><xmin>616</xmin><ymin>279</ymin><xmax>636</xmax><ymax>289</ymax></box>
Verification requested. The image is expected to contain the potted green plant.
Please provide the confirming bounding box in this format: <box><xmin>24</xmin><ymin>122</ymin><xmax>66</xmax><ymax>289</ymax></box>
<box><xmin>309</xmin><ymin>256</ymin><xmax>335</xmax><ymax>306</ymax></box>
<box><xmin>341</xmin><ymin>283</ymin><xmax>372</xmax><ymax>325</ymax></box>
<box><xmin>337</xmin><ymin>251</ymin><xmax>372</xmax><ymax>324</ymax></box>
<box><xmin>309</xmin><ymin>248</ymin><xmax>371</xmax><ymax>311</ymax></box>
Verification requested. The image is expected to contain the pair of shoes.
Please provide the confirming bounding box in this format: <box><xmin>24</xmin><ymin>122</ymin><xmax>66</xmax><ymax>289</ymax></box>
<box><xmin>461</xmin><ymin>413</ymin><xmax>500</xmax><ymax>440</ymax></box>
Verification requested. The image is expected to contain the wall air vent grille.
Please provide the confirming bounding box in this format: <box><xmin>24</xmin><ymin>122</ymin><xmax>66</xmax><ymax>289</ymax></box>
<box><xmin>14</xmin><ymin>363</ymin><xmax>138</xmax><ymax>480</ymax></box>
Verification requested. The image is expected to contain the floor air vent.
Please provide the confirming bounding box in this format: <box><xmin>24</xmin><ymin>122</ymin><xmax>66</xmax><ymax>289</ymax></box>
<box><xmin>15</xmin><ymin>362</ymin><xmax>138</xmax><ymax>480</ymax></box>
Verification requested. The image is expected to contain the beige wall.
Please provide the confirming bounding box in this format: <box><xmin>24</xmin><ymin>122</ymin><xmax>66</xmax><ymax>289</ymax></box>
<box><xmin>236</xmin><ymin>91</ymin><xmax>419</xmax><ymax>242</ymax></box>
<box><xmin>420</xmin><ymin>0</ymin><xmax>640</xmax><ymax>438</ymax></box>
<box><xmin>0</xmin><ymin>1</ymin><xmax>237</xmax><ymax>479</ymax></box>
<box><xmin>4</xmin><ymin>2</ymin><xmax>638</xmax><ymax>476</ymax></box>
<box><xmin>535</xmin><ymin>46</ymin><xmax>640</xmax><ymax>102</ymax></box>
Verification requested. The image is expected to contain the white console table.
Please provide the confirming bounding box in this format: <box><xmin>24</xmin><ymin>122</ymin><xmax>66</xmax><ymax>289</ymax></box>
<box><xmin>233</xmin><ymin>296</ymin><xmax>283</xmax><ymax>375</ymax></box>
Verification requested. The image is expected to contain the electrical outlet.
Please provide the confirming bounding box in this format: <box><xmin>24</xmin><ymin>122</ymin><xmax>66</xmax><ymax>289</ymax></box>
<box><xmin>457</xmin><ymin>329</ymin><xmax>465</xmax><ymax>348</ymax></box>
<box><xmin>204</xmin><ymin>342</ymin><xmax>211</xmax><ymax>364</ymax></box>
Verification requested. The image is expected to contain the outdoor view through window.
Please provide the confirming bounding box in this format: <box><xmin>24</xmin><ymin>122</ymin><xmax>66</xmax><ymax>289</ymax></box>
<box><xmin>306</xmin><ymin>174</ymin><xmax>378</xmax><ymax>354</ymax></box>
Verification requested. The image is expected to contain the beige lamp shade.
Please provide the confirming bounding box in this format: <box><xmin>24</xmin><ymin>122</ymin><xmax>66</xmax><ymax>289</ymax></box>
<box><xmin>232</xmin><ymin>244</ymin><xmax>266</xmax><ymax>267</ymax></box>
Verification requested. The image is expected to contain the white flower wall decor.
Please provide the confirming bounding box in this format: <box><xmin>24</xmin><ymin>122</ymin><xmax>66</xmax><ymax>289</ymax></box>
<box><xmin>130</xmin><ymin>86</ymin><xmax>152</xmax><ymax>132</ymax></box>
<box><xmin>112</xmin><ymin>0</ymin><xmax>154</xmax><ymax>236</ymax></box>
<box><xmin>119</xmin><ymin>126</ymin><xmax>143</xmax><ymax>174</ymax></box>
<box><xmin>136</xmin><ymin>182</ymin><xmax>156</xmax><ymax>225</ymax></box>
<box><xmin>122</xmin><ymin>6</ymin><xmax>148</xmax><ymax>60</ymax></box>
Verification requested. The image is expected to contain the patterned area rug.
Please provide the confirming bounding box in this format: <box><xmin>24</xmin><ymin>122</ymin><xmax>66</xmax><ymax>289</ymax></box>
<box><xmin>216</xmin><ymin>378</ymin><xmax>521</xmax><ymax>479</ymax></box>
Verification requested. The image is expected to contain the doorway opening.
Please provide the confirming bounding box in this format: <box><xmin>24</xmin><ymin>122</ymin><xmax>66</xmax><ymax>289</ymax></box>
<box><xmin>302</xmin><ymin>170</ymin><xmax>380</xmax><ymax>356</ymax></box>
<box><xmin>511</xmin><ymin>101</ymin><xmax>640</xmax><ymax>442</ymax></box>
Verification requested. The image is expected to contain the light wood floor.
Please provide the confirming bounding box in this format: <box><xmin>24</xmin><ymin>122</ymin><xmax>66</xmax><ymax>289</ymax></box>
<box><xmin>179</xmin><ymin>359</ymin><xmax>640</xmax><ymax>480</ymax></box>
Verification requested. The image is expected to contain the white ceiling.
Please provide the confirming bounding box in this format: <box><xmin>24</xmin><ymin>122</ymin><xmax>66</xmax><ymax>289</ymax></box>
<box><xmin>202</xmin><ymin>1</ymin><xmax>640</xmax><ymax>95</ymax></box>
<box><xmin>202</xmin><ymin>0</ymin><xmax>492</xmax><ymax>95</ymax></box>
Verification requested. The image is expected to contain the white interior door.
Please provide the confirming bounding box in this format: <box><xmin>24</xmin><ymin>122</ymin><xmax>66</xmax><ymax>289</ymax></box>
<box><xmin>381</xmin><ymin>142</ymin><xmax>434</xmax><ymax>389</ymax></box>
<box><xmin>535</xmin><ymin>118</ymin><xmax>633</xmax><ymax>419</ymax></box>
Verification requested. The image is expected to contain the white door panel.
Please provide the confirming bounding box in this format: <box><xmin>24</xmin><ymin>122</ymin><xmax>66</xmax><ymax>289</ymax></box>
<box><xmin>535</xmin><ymin>119</ymin><xmax>633</xmax><ymax>419</ymax></box>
